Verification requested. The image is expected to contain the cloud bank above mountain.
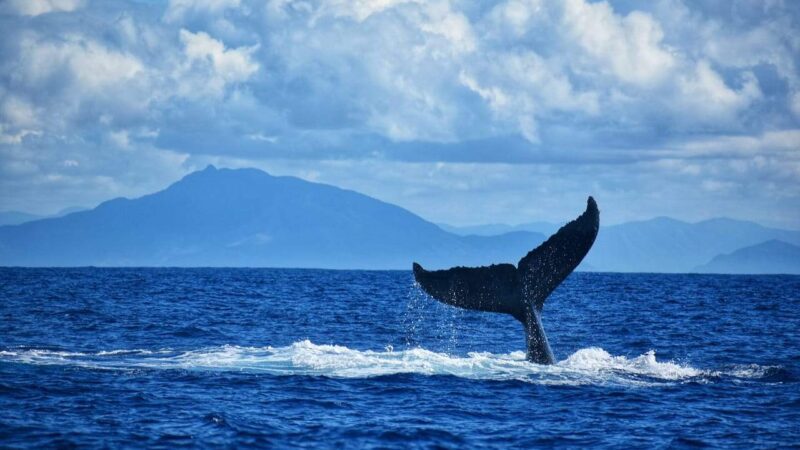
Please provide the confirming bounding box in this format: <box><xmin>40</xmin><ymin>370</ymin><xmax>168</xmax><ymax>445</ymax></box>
<box><xmin>0</xmin><ymin>0</ymin><xmax>798</xmax><ymax>227</ymax></box>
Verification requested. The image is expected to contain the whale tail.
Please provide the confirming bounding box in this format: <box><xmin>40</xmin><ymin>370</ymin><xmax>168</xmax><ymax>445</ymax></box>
<box><xmin>412</xmin><ymin>197</ymin><xmax>599</xmax><ymax>364</ymax></box>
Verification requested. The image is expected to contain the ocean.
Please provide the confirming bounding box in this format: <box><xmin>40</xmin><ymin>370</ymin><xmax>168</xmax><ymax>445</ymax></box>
<box><xmin>1</xmin><ymin>268</ymin><xmax>798</xmax><ymax>448</ymax></box>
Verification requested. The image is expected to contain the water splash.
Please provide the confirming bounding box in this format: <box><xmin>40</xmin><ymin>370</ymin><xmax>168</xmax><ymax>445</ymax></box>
<box><xmin>560</xmin><ymin>347</ymin><xmax>703</xmax><ymax>379</ymax></box>
<box><xmin>0</xmin><ymin>341</ymin><xmax>780</xmax><ymax>387</ymax></box>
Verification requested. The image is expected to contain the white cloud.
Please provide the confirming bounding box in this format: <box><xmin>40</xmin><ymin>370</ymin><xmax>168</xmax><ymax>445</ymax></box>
<box><xmin>674</xmin><ymin>61</ymin><xmax>762</xmax><ymax>125</ymax></box>
<box><xmin>1</xmin><ymin>0</ymin><xmax>799</xmax><ymax>227</ymax></box>
<box><xmin>703</xmin><ymin>24</ymin><xmax>799</xmax><ymax>91</ymax></box>
<box><xmin>417</xmin><ymin>2</ymin><xmax>476</xmax><ymax>53</ymax></box>
<box><xmin>177</xmin><ymin>29</ymin><xmax>259</xmax><ymax>97</ymax></box>
<box><xmin>164</xmin><ymin>0</ymin><xmax>242</xmax><ymax>22</ymax></box>
<box><xmin>562</xmin><ymin>0</ymin><xmax>675</xmax><ymax>87</ymax></box>
<box><xmin>459</xmin><ymin>72</ymin><xmax>509</xmax><ymax>113</ymax></box>
<box><xmin>4</xmin><ymin>0</ymin><xmax>85</xmax><ymax>16</ymax></box>
<box><xmin>460</xmin><ymin>51</ymin><xmax>600</xmax><ymax>142</ymax></box>
<box><xmin>313</xmin><ymin>0</ymin><xmax>414</xmax><ymax>22</ymax></box>
<box><xmin>267</xmin><ymin>1</ymin><xmax>482</xmax><ymax>141</ymax></box>
<box><xmin>108</xmin><ymin>130</ymin><xmax>131</xmax><ymax>149</ymax></box>
<box><xmin>0</xmin><ymin>125</ymin><xmax>41</xmax><ymax>145</ymax></box>
<box><xmin>3</xmin><ymin>35</ymin><xmax>148</xmax><ymax>137</ymax></box>
<box><xmin>15</xmin><ymin>36</ymin><xmax>143</xmax><ymax>92</ymax></box>
<box><xmin>1</xmin><ymin>95</ymin><xmax>38</xmax><ymax>129</ymax></box>
<box><xmin>486</xmin><ymin>0</ymin><xmax>545</xmax><ymax>38</ymax></box>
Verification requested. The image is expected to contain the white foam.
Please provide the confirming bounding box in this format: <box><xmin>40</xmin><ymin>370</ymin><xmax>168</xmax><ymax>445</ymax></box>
<box><xmin>560</xmin><ymin>347</ymin><xmax>704</xmax><ymax>380</ymax></box>
<box><xmin>96</xmin><ymin>349</ymin><xmax>163</xmax><ymax>356</ymax></box>
<box><xmin>725</xmin><ymin>364</ymin><xmax>781</xmax><ymax>379</ymax></box>
<box><xmin>0</xmin><ymin>341</ymin><xmax>775</xmax><ymax>386</ymax></box>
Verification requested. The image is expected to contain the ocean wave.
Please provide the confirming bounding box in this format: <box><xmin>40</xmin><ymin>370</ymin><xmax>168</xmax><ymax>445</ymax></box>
<box><xmin>0</xmin><ymin>341</ymin><xmax>781</xmax><ymax>386</ymax></box>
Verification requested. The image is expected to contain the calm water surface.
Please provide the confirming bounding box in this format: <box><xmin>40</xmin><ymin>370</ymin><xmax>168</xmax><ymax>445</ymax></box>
<box><xmin>1</xmin><ymin>268</ymin><xmax>798</xmax><ymax>448</ymax></box>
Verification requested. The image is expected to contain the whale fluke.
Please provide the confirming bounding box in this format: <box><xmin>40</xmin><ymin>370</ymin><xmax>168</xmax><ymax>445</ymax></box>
<box><xmin>413</xmin><ymin>197</ymin><xmax>599</xmax><ymax>364</ymax></box>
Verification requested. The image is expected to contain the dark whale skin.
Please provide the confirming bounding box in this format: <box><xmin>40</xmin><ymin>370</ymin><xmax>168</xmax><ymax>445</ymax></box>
<box><xmin>413</xmin><ymin>197</ymin><xmax>600</xmax><ymax>364</ymax></box>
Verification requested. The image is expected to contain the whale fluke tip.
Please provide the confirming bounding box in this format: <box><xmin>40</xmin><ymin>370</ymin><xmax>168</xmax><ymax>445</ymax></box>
<box><xmin>587</xmin><ymin>196</ymin><xmax>597</xmax><ymax>211</ymax></box>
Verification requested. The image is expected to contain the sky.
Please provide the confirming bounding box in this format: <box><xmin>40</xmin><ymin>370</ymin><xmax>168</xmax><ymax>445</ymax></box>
<box><xmin>0</xmin><ymin>0</ymin><xmax>799</xmax><ymax>228</ymax></box>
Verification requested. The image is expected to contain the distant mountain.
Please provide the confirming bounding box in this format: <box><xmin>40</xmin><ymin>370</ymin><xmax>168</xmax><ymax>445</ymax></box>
<box><xmin>439</xmin><ymin>221</ymin><xmax>561</xmax><ymax>237</ymax></box>
<box><xmin>441</xmin><ymin>216</ymin><xmax>800</xmax><ymax>273</ymax></box>
<box><xmin>694</xmin><ymin>240</ymin><xmax>800</xmax><ymax>274</ymax></box>
<box><xmin>3</xmin><ymin>166</ymin><xmax>796</xmax><ymax>273</ymax></box>
<box><xmin>0</xmin><ymin>166</ymin><xmax>545</xmax><ymax>269</ymax></box>
<box><xmin>582</xmin><ymin>217</ymin><xmax>800</xmax><ymax>273</ymax></box>
<box><xmin>0</xmin><ymin>207</ymin><xmax>88</xmax><ymax>226</ymax></box>
<box><xmin>0</xmin><ymin>211</ymin><xmax>43</xmax><ymax>226</ymax></box>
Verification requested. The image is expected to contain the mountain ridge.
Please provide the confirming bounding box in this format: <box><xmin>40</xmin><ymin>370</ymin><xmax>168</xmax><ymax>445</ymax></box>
<box><xmin>442</xmin><ymin>215</ymin><xmax>800</xmax><ymax>273</ymax></box>
<box><xmin>2</xmin><ymin>166</ymin><xmax>798</xmax><ymax>273</ymax></box>
<box><xmin>0</xmin><ymin>166</ymin><xmax>545</xmax><ymax>269</ymax></box>
<box><xmin>694</xmin><ymin>240</ymin><xmax>800</xmax><ymax>275</ymax></box>
<box><xmin>583</xmin><ymin>216</ymin><xmax>800</xmax><ymax>273</ymax></box>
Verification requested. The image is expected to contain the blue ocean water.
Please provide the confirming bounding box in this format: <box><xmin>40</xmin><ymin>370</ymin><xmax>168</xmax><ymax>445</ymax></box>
<box><xmin>0</xmin><ymin>268</ymin><xmax>798</xmax><ymax>448</ymax></box>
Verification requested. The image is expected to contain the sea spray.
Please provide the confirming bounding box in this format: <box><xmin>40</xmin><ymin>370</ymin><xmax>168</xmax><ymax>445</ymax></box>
<box><xmin>0</xmin><ymin>342</ymin><xmax>775</xmax><ymax>386</ymax></box>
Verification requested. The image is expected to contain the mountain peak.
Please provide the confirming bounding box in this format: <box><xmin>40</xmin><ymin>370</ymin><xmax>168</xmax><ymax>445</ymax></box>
<box><xmin>174</xmin><ymin>165</ymin><xmax>273</xmax><ymax>190</ymax></box>
<box><xmin>3</xmin><ymin>165</ymin><xmax>515</xmax><ymax>268</ymax></box>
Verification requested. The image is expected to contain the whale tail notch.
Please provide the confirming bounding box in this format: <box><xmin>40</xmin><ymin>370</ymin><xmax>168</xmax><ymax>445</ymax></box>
<box><xmin>412</xmin><ymin>196</ymin><xmax>599</xmax><ymax>364</ymax></box>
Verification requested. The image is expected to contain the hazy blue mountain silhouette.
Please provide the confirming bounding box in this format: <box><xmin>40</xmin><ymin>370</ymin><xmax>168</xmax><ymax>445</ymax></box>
<box><xmin>0</xmin><ymin>207</ymin><xmax>88</xmax><ymax>226</ymax></box>
<box><xmin>583</xmin><ymin>217</ymin><xmax>800</xmax><ymax>273</ymax></box>
<box><xmin>443</xmin><ymin>216</ymin><xmax>800</xmax><ymax>273</ymax></box>
<box><xmin>3</xmin><ymin>166</ymin><xmax>797</xmax><ymax>272</ymax></box>
<box><xmin>0</xmin><ymin>211</ymin><xmax>43</xmax><ymax>226</ymax></box>
<box><xmin>0</xmin><ymin>166</ymin><xmax>545</xmax><ymax>269</ymax></box>
<box><xmin>694</xmin><ymin>240</ymin><xmax>800</xmax><ymax>274</ymax></box>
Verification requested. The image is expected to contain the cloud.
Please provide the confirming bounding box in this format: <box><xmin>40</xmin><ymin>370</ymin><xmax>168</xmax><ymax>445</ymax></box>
<box><xmin>164</xmin><ymin>0</ymin><xmax>242</xmax><ymax>23</ymax></box>
<box><xmin>677</xmin><ymin>129</ymin><xmax>800</xmax><ymax>160</ymax></box>
<box><xmin>19</xmin><ymin>36</ymin><xmax>144</xmax><ymax>91</ymax></box>
<box><xmin>177</xmin><ymin>29</ymin><xmax>259</xmax><ymax>98</ymax></box>
<box><xmin>3</xmin><ymin>0</ymin><xmax>85</xmax><ymax>17</ymax></box>
<box><xmin>674</xmin><ymin>61</ymin><xmax>762</xmax><ymax>125</ymax></box>
<box><xmin>459</xmin><ymin>50</ymin><xmax>600</xmax><ymax>143</ymax></box>
<box><xmin>562</xmin><ymin>0</ymin><xmax>675</xmax><ymax>87</ymax></box>
<box><xmin>0</xmin><ymin>0</ymin><xmax>798</xmax><ymax>227</ymax></box>
<box><xmin>791</xmin><ymin>91</ymin><xmax>800</xmax><ymax>118</ymax></box>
